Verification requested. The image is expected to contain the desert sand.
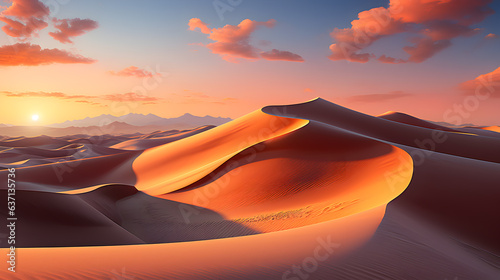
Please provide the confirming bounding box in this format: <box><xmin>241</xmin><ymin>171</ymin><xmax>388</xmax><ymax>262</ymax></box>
<box><xmin>1</xmin><ymin>98</ymin><xmax>498</xmax><ymax>279</ymax></box>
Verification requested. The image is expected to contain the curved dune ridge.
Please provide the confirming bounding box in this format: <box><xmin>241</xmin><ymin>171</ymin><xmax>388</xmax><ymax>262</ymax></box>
<box><xmin>1</xmin><ymin>98</ymin><xmax>499</xmax><ymax>279</ymax></box>
<box><xmin>132</xmin><ymin>110</ymin><xmax>311</xmax><ymax>194</ymax></box>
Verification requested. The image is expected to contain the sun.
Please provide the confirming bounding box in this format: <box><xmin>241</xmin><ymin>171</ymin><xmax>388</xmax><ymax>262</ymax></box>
<box><xmin>32</xmin><ymin>114</ymin><xmax>40</xmax><ymax>121</ymax></box>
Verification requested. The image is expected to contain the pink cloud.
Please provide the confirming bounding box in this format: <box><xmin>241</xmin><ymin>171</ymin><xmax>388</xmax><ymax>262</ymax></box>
<box><xmin>260</xmin><ymin>49</ymin><xmax>304</xmax><ymax>62</ymax></box>
<box><xmin>485</xmin><ymin>33</ymin><xmax>498</xmax><ymax>39</ymax></box>
<box><xmin>0</xmin><ymin>43</ymin><xmax>96</xmax><ymax>66</ymax></box>
<box><xmin>403</xmin><ymin>37</ymin><xmax>452</xmax><ymax>63</ymax></box>
<box><xmin>391</xmin><ymin>0</ymin><xmax>493</xmax><ymax>25</ymax></box>
<box><xmin>49</xmin><ymin>18</ymin><xmax>99</xmax><ymax>44</ymax></box>
<box><xmin>109</xmin><ymin>66</ymin><xmax>161</xmax><ymax>78</ymax></box>
<box><xmin>1</xmin><ymin>91</ymin><xmax>161</xmax><ymax>105</ymax></box>
<box><xmin>460</xmin><ymin>67</ymin><xmax>500</xmax><ymax>98</ymax></box>
<box><xmin>188</xmin><ymin>18</ymin><xmax>210</xmax><ymax>34</ymax></box>
<box><xmin>421</xmin><ymin>21</ymin><xmax>480</xmax><ymax>41</ymax></box>
<box><xmin>102</xmin><ymin>92</ymin><xmax>161</xmax><ymax>103</ymax></box>
<box><xmin>377</xmin><ymin>55</ymin><xmax>406</xmax><ymax>64</ymax></box>
<box><xmin>328</xmin><ymin>0</ymin><xmax>494</xmax><ymax>64</ymax></box>
<box><xmin>0</xmin><ymin>0</ymin><xmax>50</xmax><ymax>40</ymax></box>
<box><xmin>5</xmin><ymin>91</ymin><xmax>66</xmax><ymax>98</ymax></box>
<box><xmin>188</xmin><ymin>18</ymin><xmax>303</xmax><ymax>63</ymax></box>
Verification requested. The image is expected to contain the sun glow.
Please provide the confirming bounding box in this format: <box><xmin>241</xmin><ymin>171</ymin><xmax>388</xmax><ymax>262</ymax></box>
<box><xmin>32</xmin><ymin>114</ymin><xmax>39</xmax><ymax>121</ymax></box>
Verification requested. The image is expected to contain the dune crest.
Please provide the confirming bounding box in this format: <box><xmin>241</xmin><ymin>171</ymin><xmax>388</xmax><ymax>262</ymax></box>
<box><xmin>132</xmin><ymin>110</ymin><xmax>309</xmax><ymax>195</ymax></box>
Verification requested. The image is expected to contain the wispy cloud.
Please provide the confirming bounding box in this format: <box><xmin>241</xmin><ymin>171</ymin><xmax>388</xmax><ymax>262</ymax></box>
<box><xmin>109</xmin><ymin>66</ymin><xmax>162</xmax><ymax>78</ymax></box>
<box><xmin>49</xmin><ymin>18</ymin><xmax>99</xmax><ymax>44</ymax></box>
<box><xmin>484</xmin><ymin>33</ymin><xmax>498</xmax><ymax>39</ymax></box>
<box><xmin>188</xmin><ymin>18</ymin><xmax>304</xmax><ymax>63</ymax></box>
<box><xmin>102</xmin><ymin>92</ymin><xmax>162</xmax><ymax>103</ymax></box>
<box><xmin>1</xmin><ymin>91</ymin><xmax>158</xmax><ymax>105</ymax></box>
<box><xmin>260</xmin><ymin>49</ymin><xmax>304</xmax><ymax>62</ymax></box>
<box><xmin>1</xmin><ymin>90</ymin><xmax>238</xmax><ymax>106</ymax></box>
<box><xmin>0</xmin><ymin>43</ymin><xmax>96</xmax><ymax>66</ymax></box>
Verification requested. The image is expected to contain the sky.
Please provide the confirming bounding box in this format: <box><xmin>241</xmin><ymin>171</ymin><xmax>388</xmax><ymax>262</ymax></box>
<box><xmin>0</xmin><ymin>0</ymin><xmax>499</xmax><ymax>126</ymax></box>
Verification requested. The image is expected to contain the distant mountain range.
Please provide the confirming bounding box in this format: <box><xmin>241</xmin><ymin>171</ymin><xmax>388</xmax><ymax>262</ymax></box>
<box><xmin>48</xmin><ymin>113</ymin><xmax>232</xmax><ymax>128</ymax></box>
<box><xmin>0</xmin><ymin>113</ymin><xmax>232</xmax><ymax>137</ymax></box>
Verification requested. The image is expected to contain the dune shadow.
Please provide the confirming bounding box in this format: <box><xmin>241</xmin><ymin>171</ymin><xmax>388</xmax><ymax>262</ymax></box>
<box><xmin>172</xmin><ymin>121</ymin><xmax>394</xmax><ymax>195</ymax></box>
<box><xmin>116</xmin><ymin>192</ymin><xmax>261</xmax><ymax>244</ymax></box>
<box><xmin>0</xmin><ymin>185</ymin><xmax>260</xmax><ymax>248</ymax></box>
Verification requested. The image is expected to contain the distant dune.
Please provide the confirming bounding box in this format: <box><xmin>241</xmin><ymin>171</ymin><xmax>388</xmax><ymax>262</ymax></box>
<box><xmin>378</xmin><ymin>111</ymin><xmax>461</xmax><ymax>132</ymax></box>
<box><xmin>1</xmin><ymin>98</ymin><xmax>498</xmax><ymax>279</ymax></box>
<box><xmin>0</xmin><ymin>121</ymin><xmax>216</xmax><ymax>137</ymax></box>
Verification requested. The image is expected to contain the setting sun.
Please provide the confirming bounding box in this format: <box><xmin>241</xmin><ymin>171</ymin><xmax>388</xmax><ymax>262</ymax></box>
<box><xmin>32</xmin><ymin>114</ymin><xmax>39</xmax><ymax>121</ymax></box>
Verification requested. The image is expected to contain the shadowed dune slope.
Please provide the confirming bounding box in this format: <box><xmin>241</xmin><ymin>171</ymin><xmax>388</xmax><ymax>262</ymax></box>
<box><xmin>162</xmin><ymin>121</ymin><xmax>412</xmax><ymax>233</ymax></box>
<box><xmin>378</xmin><ymin>111</ymin><xmax>460</xmax><ymax>132</ymax></box>
<box><xmin>263</xmin><ymin>98</ymin><xmax>500</xmax><ymax>164</ymax></box>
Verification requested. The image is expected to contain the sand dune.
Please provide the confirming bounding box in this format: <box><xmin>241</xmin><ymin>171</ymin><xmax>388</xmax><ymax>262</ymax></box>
<box><xmin>263</xmin><ymin>98</ymin><xmax>500</xmax><ymax>163</ymax></box>
<box><xmin>162</xmin><ymin>121</ymin><xmax>412</xmax><ymax>233</ymax></box>
<box><xmin>110</xmin><ymin>125</ymin><xmax>214</xmax><ymax>150</ymax></box>
<box><xmin>132</xmin><ymin>110</ymin><xmax>310</xmax><ymax>195</ymax></box>
<box><xmin>378</xmin><ymin>111</ymin><xmax>461</xmax><ymax>132</ymax></box>
<box><xmin>1</xmin><ymin>98</ymin><xmax>498</xmax><ymax>279</ymax></box>
<box><xmin>480</xmin><ymin>125</ymin><xmax>500</xmax><ymax>133</ymax></box>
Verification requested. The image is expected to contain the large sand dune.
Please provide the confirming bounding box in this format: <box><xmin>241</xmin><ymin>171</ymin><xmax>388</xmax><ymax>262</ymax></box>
<box><xmin>1</xmin><ymin>98</ymin><xmax>498</xmax><ymax>279</ymax></box>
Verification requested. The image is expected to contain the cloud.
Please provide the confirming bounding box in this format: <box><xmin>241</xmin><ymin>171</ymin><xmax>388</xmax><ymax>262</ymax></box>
<box><xmin>346</xmin><ymin>91</ymin><xmax>412</xmax><ymax>103</ymax></box>
<box><xmin>188</xmin><ymin>18</ymin><xmax>304</xmax><ymax>63</ymax></box>
<box><xmin>403</xmin><ymin>37</ymin><xmax>452</xmax><ymax>63</ymax></box>
<box><xmin>0</xmin><ymin>43</ymin><xmax>96</xmax><ymax>66</ymax></box>
<box><xmin>75</xmin><ymin>100</ymin><xmax>102</xmax><ymax>106</ymax></box>
<box><xmin>0</xmin><ymin>0</ymin><xmax>50</xmax><ymax>40</ymax></box>
<box><xmin>188</xmin><ymin>18</ymin><xmax>210</xmax><ymax>34</ymax></box>
<box><xmin>108</xmin><ymin>66</ymin><xmax>161</xmax><ymax>78</ymax></box>
<box><xmin>260</xmin><ymin>49</ymin><xmax>304</xmax><ymax>62</ymax></box>
<box><xmin>171</xmin><ymin>91</ymin><xmax>238</xmax><ymax>105</ymax></box>
<box><xmin>1</xmin><ymin>90</ymin><xmax>164</xmax><ymax>106</ymax></box>
<box><xmin>460</xmin><ymin>67</ymin><xmax>500</xmax><ymax>98</ymax></box>
<box><xmin>5</xmin><ymin>91</ymin><xmax>66</xmax><ymax>98</ymax></box>
<box><xmin>102</xmin><ymin>92</ymin><xmax>162</xmax><ymax>103</ymax></box>
<box><xmin>4</xmin><ymin>91</ymin><xmax>99</xmax><ymax>100</ymax></box>
<box><xmin>485</xmin><ymin>33</ymin><xmax>498</xmax><ymax>39</ymax></box>
<box><xmin>377</xmin><ymin>54</ymin><xmax>406</xmax><ymax>64</ymax></box>
<box><xmin>328</xmin><ymin>0</ymin><xmax>494</xmax><ymax>63</ymax></box>
<box><xmin>49</xmin><ymin>18</ymin><xmax>99</xmax><ymax>44</ymax></box>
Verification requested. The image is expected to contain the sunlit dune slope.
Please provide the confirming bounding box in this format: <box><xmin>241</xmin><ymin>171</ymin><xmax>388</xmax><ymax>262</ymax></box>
<box><xmin>0</xmin><ymin>206</ymin><xmax>387</xmax><ymax>280</ymax></box>
<box><xmin>481</xmin><ymin>125</ymin><xmax>500</xmax><ymax>133</ymax></box>
<box><xmin>162</xmin><ymin>121</ymin><xmax>412</xmax><ymax>232</ymax></box>
<box><xmin>133</xmin><ymin>110</ymin><xmax>309</xmax><ymax>195</ymax></box>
